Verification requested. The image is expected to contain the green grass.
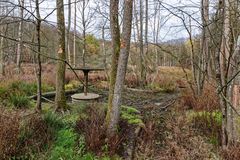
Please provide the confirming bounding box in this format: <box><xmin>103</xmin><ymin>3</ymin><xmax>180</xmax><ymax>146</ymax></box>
<box><xmin>9</xmin><ymin>94</ymin><xmax>31</xmax><ymax>108</ymax></box>
<box><xmin>39</xmin><ymin>104</ymin><xmax>106</xmax><ymax>160</ymax></box>
<box><xmin>48</xmin><ymin>128</ymin><xmax>80</xmax><ymax>160</ymax></box>
<box><xmin>0</xmin><ymin>80</ymin><xmax>54</xmax><ymax>108</ymax></box>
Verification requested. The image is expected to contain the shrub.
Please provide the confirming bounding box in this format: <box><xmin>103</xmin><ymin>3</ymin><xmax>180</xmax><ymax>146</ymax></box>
<box><xmin>76</xmin><ymin>105</ymin><xmax>106</xmax><ymax>153</ymax></box>
<box><xmin>76</xmin><ymin>104</ymin><xmax>136</xmax><ymax>157</ymax></box>
<box><xmin>0</xmin><ymin>80</ymin><xmax>53</xmax><ymax>108</ymax></box>
<box><xmin>0</xmin><ymin>109</ymin><xmax>20</xmax><ymax>159</ymax></box>
<box><xmin>43</xmin><ymin>111</ymin><xmax>65</xmax><ymax>133</ymax></box>
<box><xmin>9</xmin><ymin>94</ymin><xmax>31</xmax><ymax>108</ymax></box>
<box><xmin>18</xmin><ymin>114</ymin><xmax>49</xmax><ymax>156</ymax></box>
<box><xmin>188</xmin><ymin>111</ymin><xmax>222</xmax><ymax>146</ymax></box>
<box><xmin>181</xmin><ymin>83</ymin><xmax>219</xmax><ymax>111</ymax></box>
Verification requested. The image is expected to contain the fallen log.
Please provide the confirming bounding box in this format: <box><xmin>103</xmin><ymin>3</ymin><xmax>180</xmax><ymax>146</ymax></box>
<box><xmin>126</xmin><ymin>87</ymin><xmax>160</xmax><ymax>93</ymax></box>
<box><xmin>29</xmin><ymin>89</ymin><xmax>79</xmax><ymax>100</ymax></box>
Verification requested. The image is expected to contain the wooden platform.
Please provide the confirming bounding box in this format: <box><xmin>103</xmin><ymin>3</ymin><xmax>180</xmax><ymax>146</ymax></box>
<box><xmin>71</xmin><ymin>93</ymin><xmax>100</xmax><ymax>102</ymax></box>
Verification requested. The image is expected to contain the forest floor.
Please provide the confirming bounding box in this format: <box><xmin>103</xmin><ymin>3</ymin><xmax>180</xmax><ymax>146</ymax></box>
<box><xmin>0</xmin><ymin>64</ymin><xmax>231</xmax><ymax>159</ymax></box>
<box><xmin>87</xmin><ymin>85</ymin><xmax>221</xmax><ymax>159</ymax></box>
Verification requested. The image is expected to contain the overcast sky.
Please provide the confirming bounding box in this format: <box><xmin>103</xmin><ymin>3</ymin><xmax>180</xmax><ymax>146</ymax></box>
<box><xmin>7</xmin><ymin>0</ymin><xmax>209</xmax><ymax>41</ymax></box>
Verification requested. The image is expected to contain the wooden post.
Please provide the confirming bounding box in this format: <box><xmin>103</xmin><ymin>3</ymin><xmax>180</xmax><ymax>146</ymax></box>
<box><xmin>83</xmin><ymin>70</ymin><xmax>88</xmax><ymax>96</ymax></box>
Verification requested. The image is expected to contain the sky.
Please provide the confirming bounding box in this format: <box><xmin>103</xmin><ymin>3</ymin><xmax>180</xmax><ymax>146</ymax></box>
<box><xmin>6</xmin><ymin>0</ymin><xmax>208</xmax><ymax>42</ymax></box>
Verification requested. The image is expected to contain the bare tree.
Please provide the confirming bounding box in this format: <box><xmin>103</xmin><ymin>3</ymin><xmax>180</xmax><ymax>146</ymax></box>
<box><xmin>0</xmin><ymin>25</ymin><xmax>6</xmax><ymax>76</ymax></box>
<box><xmin>55</xmin><ymin>0</ymin><xmax>67</xmax><ymax>110</ymax></box>
<box><xmin>35</xmin><ymin>0</ymin><xmax>42</xmax><ymax>111</ymax></box>
<box><xmin>195</xmin><ymin>0</ymin><xmax>210</xmax><ymax>95</ymax></box>
<box><xmin>67</xmin><ymin>0</ymin><xmax>72</xmax><ymax>65</ymax></box>
<box><xmin>215</xmin><ymin>0</ymin><xmax>240</xmax><ymax>147</ymax></box>
<box><xmin>107</xmin><ymin>0</ymin><xmax>134</xmax><ymax>136</ymax></box>
<box><xmin>73</xmin><ymin>0</ymin><xmax>77</xmax><ymax>67</ymax></box>
<box><xmin>101</xmin><ymin>20</ymin><xmax>107</xmax><ymax>70</ymax></box>
<box><xmin>139</xmin><ymin>0</ymin><xmax>146</xmax><ymax>86</ymax></box>
<box><xmin>16</xmin><ymin>0</ymin><xmax>24</xmax><ymax>72</ymax></box>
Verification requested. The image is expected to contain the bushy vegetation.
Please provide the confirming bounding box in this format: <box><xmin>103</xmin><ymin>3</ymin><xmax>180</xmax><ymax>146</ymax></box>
<box><xmin>0</xmin><ymin>80</ymin><xmax>53</xmax><ymax>108</ymax></box>
<box><xmin>181</xmin><ymin>83</ymin><xmax>219</xmax><ymax>111</ymax></box>
<box><xmin>187</xmin><ymin>111</ymin><xmax>222</xmax><ymax>145</ymax></box>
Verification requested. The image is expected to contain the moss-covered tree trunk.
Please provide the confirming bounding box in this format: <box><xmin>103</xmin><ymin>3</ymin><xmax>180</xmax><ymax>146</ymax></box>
<box><xmin>55</xmin><ymin>0</ymin><xmax>66</xmax><ymax>111</ymax></box>
<box><xmin>107</xmin><ymin>0</ymin><xmax>134</xmax><ymax>136</ymax></box>
<box><xmin>106</xmin><ymin>0</ymin><xmax>121</xmax><ymax>127</ymax></box>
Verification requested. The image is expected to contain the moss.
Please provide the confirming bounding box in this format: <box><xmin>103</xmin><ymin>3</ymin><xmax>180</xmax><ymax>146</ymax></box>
<box><xmin>121</xmin><ymin>105</ymin><xmax>144</xmax><ymax>127</ymax></box>
<box><xmin>147</xmin><ymin>82</ymin><xmax>176</xmax><ymax>93</ymax></box>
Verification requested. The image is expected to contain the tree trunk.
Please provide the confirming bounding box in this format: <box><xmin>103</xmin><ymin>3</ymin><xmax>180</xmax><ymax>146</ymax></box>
<box><xmin>82</xmin><ymin>0</ymin><xmax>86</xmax><ymax>67</ymax></box>
<box><xmin>106</xmin><ymin>0</ymin><xmax>121</xmax><ymax>127</ymax></box>
<box><xmin>107</xmin><ymin>0</ymin><xmax>133</xmax><ymax>136</ymax></box>
<box><xmin>144</xmin><ymin>0</ymin><xmax>148</xmax><ymax>56</ymax></box>
<box><xmin>35</xmin><ymin>0</ymin><xmax>42</xmax><ymax>112</ymax></box>
<box><xmin>73</xmin><ymin>0</ymin><xmax>77</xmax><ymax>67</ymax></box>
<box><xmin>217</xmin><ymin>0</ymin><xmax>234</xmax><ymax>147</ymax></box>
<box><xmin>0</xmin><ymin>37</ymin><xmax>4</xmax><ymax>76</ymax></box>
<box><xmin>0</xmin><ymin>25</ymin><xmax>8</xmax><ymax>76</ymax></box>
<box><xmin>67</xmin><ymin>0</ymin><xmax>72</xmax><ymax>65</ymax></box>
<box><xmin>55</xmin><ymin>0</ymin><xmax>67</xmax><ymax>111</ymax></box>
<box><xmin>232</xmin><ymin>36</ymin><xmax>240</xmax><ymax>142</ymax></box>
<box><xmin>139</xmin><ymin>0</ymin><xmax>146</xmax><ymax>86</ymax></box>
<box><xmin>196</xmin><ymin>0</ymin><xmax>210</xmax><ymax>95</ymax></box>
<box><xmin>16</xmin><ymin>0</ymin><xmax>24</xmax><ymax>72</ymax></box>
<box><xmin>101</xmin><ymin>24</ymin><xmax>107</xmax><ymax>71</ymax></box>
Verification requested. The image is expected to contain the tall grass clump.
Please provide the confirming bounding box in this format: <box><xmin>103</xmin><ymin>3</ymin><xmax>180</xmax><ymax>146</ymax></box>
<box><xmin>0</xmin><ymin>80</ymin><xmax>53</xmax><ymax>108</ymax></box>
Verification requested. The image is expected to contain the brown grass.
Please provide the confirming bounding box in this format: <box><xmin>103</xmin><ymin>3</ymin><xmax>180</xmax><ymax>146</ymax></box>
<box><xmin>0</xmin><ymin>109</ymin><xmax>20</xmax><ymax>159</ymax></box>
<box><xmin>157</xmin><ymin>112</ymin><xmax>216</xmax><ymax>160</ymax></box>
<box><xmin>0</xmin><ymin>108</ymin><xmax>49</xmax><ymax>159</ymax></box>
<box><xmin>18</xmin><ymin>114</ymin><xmax>49</xmax><ymax>154</ymax></box>
<box><xmin>221</xmin><ymin>144</ymin><xmax>240</xmax><ymax>160</ymax></box>
<box><xmin>181</xmin><ymin>82</ymin><xmax>220</xmax><ymax>111</ymax></box>
<box><xmin>76</xmin><ymin>105</ymin><xmax>122</xmax><ymax>156</ymax></box>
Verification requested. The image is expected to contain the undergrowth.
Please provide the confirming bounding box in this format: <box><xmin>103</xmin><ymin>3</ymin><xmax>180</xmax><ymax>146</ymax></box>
<box><xmin>0</xmin><ymin>80</ymin><xmax>53</xmax><ymax>108</ymax></box>
<box><xmin>187</xmin><ymin>111</ymin><xmax>222</xmax><ymax>146</ymax></box>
